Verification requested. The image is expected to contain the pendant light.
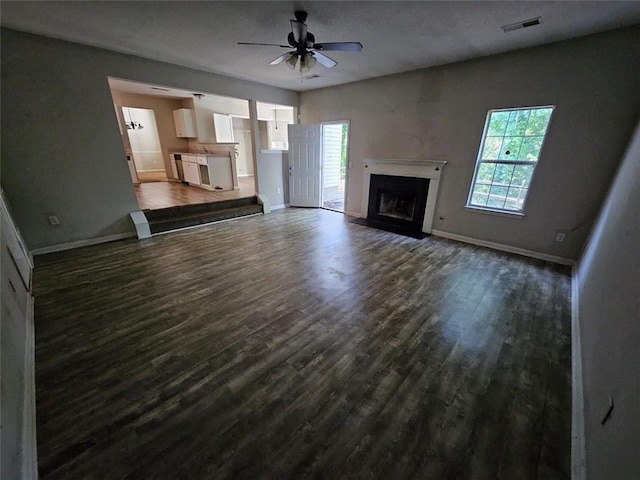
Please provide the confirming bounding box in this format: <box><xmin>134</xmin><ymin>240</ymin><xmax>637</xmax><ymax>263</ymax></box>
<box><xmin>125</xmin><ymin>108</ymin><xmax>144</xmax><ymax>130</ymax></box>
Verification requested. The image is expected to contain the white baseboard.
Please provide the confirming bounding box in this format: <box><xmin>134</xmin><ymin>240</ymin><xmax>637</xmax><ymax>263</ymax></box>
<box><xmin>256</xmin><ymin>193</ymin><xmax>271</xmax><ymax>213</ymax></box>
<box><xmin>571</xmin><ymin>265</ymin><xmax>587</xmax><ymax>480</ymax></box>
<box><xmin>31</xmin><ymin>232</ymin><xmax>136</xmax><ymax>256</ymax></box>
<box><xmin>430</xmin><ymin>229</ymin><xmax>575</xmax><ymax>266</ymax></box>
<box><xmin>271</xmin><ymin>203</ymin><xmax>288</xmax><ymax>210</ymax></box>
<box><xmin>345</xmin><ymin>210</ymin><xmax>362</xmax><ymax>218</ymax></box>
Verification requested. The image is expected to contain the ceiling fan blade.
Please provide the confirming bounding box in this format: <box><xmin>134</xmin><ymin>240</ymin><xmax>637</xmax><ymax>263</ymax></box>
<box><xmin>313</xmin><ymin>51</ymin><xmax>337</xmax><ymax>68</ymax></box>
<box><xmin>269</xmin><ymin>52</ymin><xmax>294</xmax><ymax>65</ymax></box>
<box><xmin>290</xmin><ymin>19</ymin><xmax>307</xmax><ymax>45</ymax></box>
<box><xmin>238</xmin><ymin>42</ymin><xmax>291</xmax><ymax>48</ymax></box>
<box><xmin>314</xmin><ymin>42</ymin><xmax>363</xmax><ymax>52</ymax></box>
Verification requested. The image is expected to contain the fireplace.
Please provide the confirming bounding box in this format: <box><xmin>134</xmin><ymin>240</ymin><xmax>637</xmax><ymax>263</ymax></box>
<box><xmin>366</xmin><ymin>174</ymin><xmax>430</xmax><ymax>236</ymax></box>
<box><xmin>354</xmin><ymin>158</ymin><xmax>446</xmax><ymax>238</ymax></box>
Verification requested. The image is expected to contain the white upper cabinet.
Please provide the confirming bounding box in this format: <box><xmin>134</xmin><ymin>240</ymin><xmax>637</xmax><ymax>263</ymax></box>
<box><xmin>172</xmin><ymin>108</ymin><xmax>198</xmax><ymax>138</ymax></box>
<box><xmin>213</xmin><ymin>113</ymin><xmax>234</xmax><ymax>143</ymax></box>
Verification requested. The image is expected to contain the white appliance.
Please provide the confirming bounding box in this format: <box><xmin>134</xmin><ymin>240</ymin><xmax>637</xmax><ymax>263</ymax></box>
<box><xmin>170</xmin><ymin>153</ymin><xmax>186</xmax><ymax>182</ymax></box>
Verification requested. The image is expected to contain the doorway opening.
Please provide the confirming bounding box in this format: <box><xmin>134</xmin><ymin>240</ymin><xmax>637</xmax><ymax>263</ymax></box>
<box><xmin>321</xmin><ymin>122</ymin><xmax>349</xmax><ymax>212</ymax></box>
<box><xmin>123</xmin><ymin>107</ymin><xmax>167</xmax><ymax>183</ymax></box>
<box><xmin>109</xmin><ymin>77</ymin><xmax>260</xmax><ymax>212</ymax></box>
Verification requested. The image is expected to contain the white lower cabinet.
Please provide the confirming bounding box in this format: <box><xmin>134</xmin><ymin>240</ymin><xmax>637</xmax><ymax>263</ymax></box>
<box><xmin>182</xmin><ymin>160</ymin><xmax>201</xmax><ymax>185</ymax></box>
<box><xmin>207</xmin><ymin>156</ymin><xmax>234</xmax><ymax>190</ymax></box>
<box><xmin>172</xmin><ymin>152</ymin><xmax>237</xmax><ymax>191</ymax></box>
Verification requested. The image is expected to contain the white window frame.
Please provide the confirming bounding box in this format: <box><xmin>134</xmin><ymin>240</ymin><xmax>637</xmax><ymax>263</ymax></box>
<box><xmin>466</xmin><ymin>105</ymin><xmax>555</xmax><ymax>215</ymax></box>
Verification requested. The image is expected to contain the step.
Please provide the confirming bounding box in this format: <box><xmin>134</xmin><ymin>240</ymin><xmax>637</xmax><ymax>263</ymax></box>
<box><xmin>143</xmin><ymin>196</ymin><xmax>259</xmax><ymax>222</ymax></box>
<box><xmin>147</xmin><ymin>204</ymin><xmax>263</xmax><ymax>234</ymax></box>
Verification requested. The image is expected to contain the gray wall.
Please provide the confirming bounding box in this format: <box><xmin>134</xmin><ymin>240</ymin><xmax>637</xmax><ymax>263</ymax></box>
<box><xmin>299</xmin><ymin>27</ymin><xmax>640</xmax><ymax>261</ymax></box>
<box><xmin>577</xmin><ymin>121</ymin><xmax>640</xmax><ymax>479</ymax></box>
<box><xmin>0</xmin><ymin>28</ymin><xmax>298</xmax><ymax>250</ymax></box>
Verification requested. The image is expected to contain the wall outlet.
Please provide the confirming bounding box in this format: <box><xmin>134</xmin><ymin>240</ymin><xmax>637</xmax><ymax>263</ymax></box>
<box><xmin>48</xmin><ymin>215</ymin><xmax>60</xmax><ymax>226</ymax></box>
<box><xmin>555</xmin><ymin>230</ymin><xmax>566</xmax><ymax>242</ymax></box>
<box><xmin>277</xmin><ymin>187</ymin><xmax>281</xmax><ymax>194</ymax></box>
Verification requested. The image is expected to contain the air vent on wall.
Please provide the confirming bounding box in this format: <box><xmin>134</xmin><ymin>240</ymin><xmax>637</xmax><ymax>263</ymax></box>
<box><xmin>501</xmin><ymin>17</ymin><xmax>542</xmax><ymax>33</ymax></box>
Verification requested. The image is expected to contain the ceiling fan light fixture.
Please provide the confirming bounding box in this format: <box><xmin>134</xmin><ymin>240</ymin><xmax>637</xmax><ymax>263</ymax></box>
<box><xmin>285</xmin><ymin>53</ymin><xmax>298</xmax><ymax>70</ymax></box>
<box><xmin>238</xmin><ymin>11</ymin><xmax>362</xmax><ymax>74</ymax></box>
<box><xmin>300</xmin><ymin>53</ymin><xmax>317</xmax><ymax>73</ymax></box>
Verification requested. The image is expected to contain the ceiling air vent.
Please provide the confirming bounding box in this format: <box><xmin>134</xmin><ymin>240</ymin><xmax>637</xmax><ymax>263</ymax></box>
<box><xmin>501</xmin><ymin>17</ymin><xmax>542</xmax><ymax>33</ymax></box>
<box><xmin>150</xmin><ymin>87</ymin><xmax>170</xmax><ymax>91</ymax></box>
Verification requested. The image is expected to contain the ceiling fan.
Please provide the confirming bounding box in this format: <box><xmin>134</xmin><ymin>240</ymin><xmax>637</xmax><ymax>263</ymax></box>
<box><xmin>238</xmin><ymin>10</ymin><xmax>363</xmax><ymax>73</ymax></box>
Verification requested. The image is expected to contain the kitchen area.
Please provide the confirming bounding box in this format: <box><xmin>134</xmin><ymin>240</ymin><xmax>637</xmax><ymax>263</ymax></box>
<box><xmin>109</xmin><ymin>77</ymin><xmax>294</xmax><ymax>211</ymax></box>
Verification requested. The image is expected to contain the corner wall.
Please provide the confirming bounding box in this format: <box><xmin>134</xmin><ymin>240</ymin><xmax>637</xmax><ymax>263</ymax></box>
<box><xmin>300</xmin><ymin>27</ymin><xmax>639</xmax><ymax>261</ymax></box>
<box><xmin>576</xmin><ymin>120</ymin><xmax>640</xmax><ymax>479</ymax></box>
<box><xmin>256</xmin><ymin>151</ymin><xmax>288</xmax><ymax>208</ymax></box>
<box><xmin>0</xmin><ymin>28</ymin><xmax>298</xmax><ymax>250</ymax></box>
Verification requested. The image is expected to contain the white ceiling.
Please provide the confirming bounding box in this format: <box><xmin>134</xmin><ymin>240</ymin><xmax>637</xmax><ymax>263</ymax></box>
<box><xmin>2</xmin><ymin>1</ymin><xmax>639</xmax><ymax>92</ymax></box>
<box><xmin>108</xmin><ymin>77</ymin><xmax>293</xmax><ymax>110</ymax></box>
<box><xmin>108</xmin><ymin>77</ymin><xmax>239</xmax><ymax>101</ymax></box>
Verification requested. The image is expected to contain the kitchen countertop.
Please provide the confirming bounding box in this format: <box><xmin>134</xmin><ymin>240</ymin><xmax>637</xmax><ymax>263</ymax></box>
<box><xmin>171</xmin><ymin>151</ymin><xmax>232</xmax><ymax>157</ymax></box>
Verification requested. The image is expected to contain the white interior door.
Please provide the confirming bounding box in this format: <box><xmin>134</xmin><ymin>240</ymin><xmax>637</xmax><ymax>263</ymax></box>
<box><xmin>288</xmin><ymin>124</ymin><xmax>322</xmax><ymax>207</ymax></box>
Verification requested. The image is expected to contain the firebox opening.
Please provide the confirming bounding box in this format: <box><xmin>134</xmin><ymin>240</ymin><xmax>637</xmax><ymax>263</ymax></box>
<box><xmin>352</xmin><ymin>173</ymin><xmax>430</xmax><ymax>238</ymax></box>
<box><xmin>378</xmin><ymin>191</ymin><xmax>416</xmax><ymax>221</ymax></box>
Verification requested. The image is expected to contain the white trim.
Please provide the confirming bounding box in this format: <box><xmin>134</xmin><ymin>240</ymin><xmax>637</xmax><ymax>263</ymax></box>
<box><xmin>31</xmin><ymin>232</ymin><xmax>136</xmax><ymax>256</ymax></box>
<box><xmin>270</xmin><ymin>203</ymin><xmax>288</xmax><ymax>210</ymax></box>
<box><xmin>130</xmin><ymin>211</ymin><xmax>151</xmax><ymax>239</ymax></box>
<box><xmin>464</xmin><ymin>205</ymin><xmax>525</xmax><ymax>219</ymax></box>
<box><xmin>22</xmin><ymin>296</ymin><xmax>38</xmax><ymax>480</ymax></box>
<box><xmin>466</xmin><ymin>106</ymin><xmax>555</xmax><ymax>214</ymax></box>
<box><xmin>571</xmin><ymin>265</ymin><xmax>587</xmax><ymax>480</ymax></box>
<box><xmin>345</xmin><ymin>210</ymin><xmax>362</xmax><ymax>218</ymax></box>
<box><xmin>1</xmin><ymin>190</ymin><xmax>33</xmax><ymax>286</ymax></box>
<box><xmin>256</xmin><ymin>193</ymin><xmax>271</xmax><ymax>213</ymax></box>
<box><xmin>431</xmin><ymin>229</ymin><xmax>575</xmax><ymax>266</ymax></box>
<box><xmin>362</xmin><ymin>158</ymin><xmax>447</xmax><ymax>234</ymax></box>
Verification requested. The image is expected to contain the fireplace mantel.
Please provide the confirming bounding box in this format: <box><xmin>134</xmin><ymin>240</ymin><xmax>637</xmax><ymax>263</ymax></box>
<box><xmin>361</xmin><ymin>158</ymin><xmax>447</xmax><ymax>234</ymax></box>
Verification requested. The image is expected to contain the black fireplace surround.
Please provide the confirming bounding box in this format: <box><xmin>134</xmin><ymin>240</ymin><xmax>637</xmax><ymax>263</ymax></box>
<box><xmin>352</xmin><ymin>174</ymin><xmax>430</xmax><ymax>238</ymax></box>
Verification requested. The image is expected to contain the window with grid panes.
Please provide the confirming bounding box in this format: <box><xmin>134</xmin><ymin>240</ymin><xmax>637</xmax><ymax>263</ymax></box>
<box><xmin>467</xmin><ymin>106</ymin><xmax>554</xmax><ymax>213</ymax></box>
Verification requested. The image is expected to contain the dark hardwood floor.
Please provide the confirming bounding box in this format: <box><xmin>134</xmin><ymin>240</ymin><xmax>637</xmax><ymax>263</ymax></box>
<box><xmin>33</xmin><ymin>208</ymin><xmax>571</xmax><ymax>479</ymax></box>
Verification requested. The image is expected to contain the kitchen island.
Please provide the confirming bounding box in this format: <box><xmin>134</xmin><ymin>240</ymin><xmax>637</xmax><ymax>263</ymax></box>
<box><xmin>170</xmin><ymin>151</ymin><xmax>239</xmax><ymax>191</ymax></box>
